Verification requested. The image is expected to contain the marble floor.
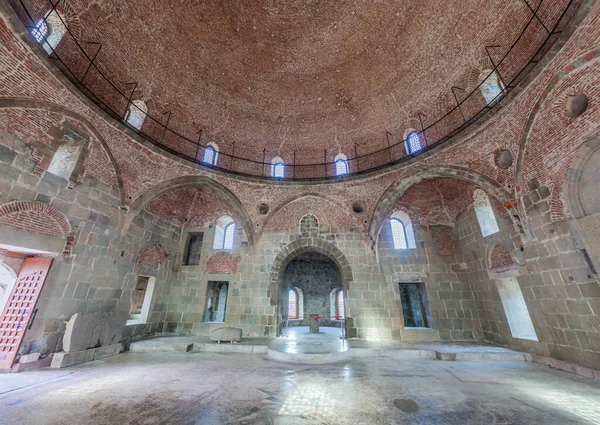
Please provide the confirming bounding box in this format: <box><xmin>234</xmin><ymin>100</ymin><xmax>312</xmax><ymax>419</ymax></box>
<box><xmin>1</xmin><ymin>352</ymin><xmax>600</xmax><ymax>424</ymax></box>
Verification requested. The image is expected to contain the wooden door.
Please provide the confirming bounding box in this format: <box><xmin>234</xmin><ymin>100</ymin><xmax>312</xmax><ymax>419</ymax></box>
<box><xmin>0</xmin><ymin>257</ymin><xmax>53</xmax><ymax>370</ymax></box>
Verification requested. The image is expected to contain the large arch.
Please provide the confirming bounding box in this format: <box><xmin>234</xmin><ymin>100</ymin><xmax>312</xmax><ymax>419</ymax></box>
<box><xmin>121</xmin><ymin>175</ymin><xmax>255</xmax><ymax>246</ymax></box>
<box><xmin>563</xmin><ymin>134</ymin><xmax>600</xmax><ymax>219</ymax></box>
<box><xmin>268</xmin><ymin>237</ymin><xmax>354</xmax><ymax>336</ymax></box>
<box><xmin>0</xmin><ymin>98</ymin><xmax>125</xmax><ymax>205</ymax></box>
<box><xmin>369</xmin><ymin>165</ymin><xmax>522</xmax><ymax>243</ymax></box>
<box><xmin>515</xmin><ymin>48</ymin><xmax>600</xmax><ymax>220</ymax></box>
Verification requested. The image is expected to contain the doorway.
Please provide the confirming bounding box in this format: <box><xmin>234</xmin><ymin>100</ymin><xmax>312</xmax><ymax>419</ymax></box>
<box><xmin>280</xmin><ymin>251</ymin><xmax>346</xmax><ymax>339</ymax></box>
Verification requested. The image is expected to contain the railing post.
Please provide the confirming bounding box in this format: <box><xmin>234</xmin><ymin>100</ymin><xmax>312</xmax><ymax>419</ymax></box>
<box><xmin>354</xmin><ymin>143</ymin><xmax>360</xmax><ymax>172</ymax></box>
<box><xmin>81</xmin><ymin>42</ymin><xmax>102</xmax><ymax>82</ymax></box>
<box><xmin>451</xmin><ymin>86</ymin><xmax>466</xmax><ymax>123</ymax></box>
<box><xmin>122</xmin><ymin>82</ymin><xmax>137</xmax><ymax>121</ymax></box>
<box><xmin>195</xmin><ymin>129</ymin><xmax>202</xmax><ymax>162</ymax></box>
<box><xmin>386</xmin><ymin>131</ymin><xmax>393</xmax><ymax>162</ymax></box>
<box><xmin>262</xmin><ymin>148</ymin><xmax>266</xmax><ymax>177</ymax></box>
<box><xmin>418</xmin><ymin>113</ymin><xmax>428</xmax><ymax>147</ymax></box>
<box><xmin>160</xmin><ymin>111</ymin><xmax>171</xmax><ymax>143</ymax></box>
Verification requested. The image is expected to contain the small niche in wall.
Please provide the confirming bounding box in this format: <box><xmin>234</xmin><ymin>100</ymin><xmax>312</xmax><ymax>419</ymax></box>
<box><xmin>127</xmin><ymin>276</ymin><xmax>156</xmax><ymax>326</ymax></box>
<box><xmin>203</xmin><ymin>281</ymin><xmax>229</xmax><ymax>323</ymax></box>
<box><xmin>398</xmin><ymin>283</ymin><xmax>432</xmax><ymax>328</ymax></box>
<box><xmin>183</xmin><ymin>232</ymin><xmax>204</xmax><ymax>266</ymax></box>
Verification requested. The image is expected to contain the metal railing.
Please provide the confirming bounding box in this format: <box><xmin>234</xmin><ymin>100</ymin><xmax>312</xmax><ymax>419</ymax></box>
<box><xmin>12</xmin><ymin>0</ymin><xmax>578</xmax><ymax>181</ymax></box>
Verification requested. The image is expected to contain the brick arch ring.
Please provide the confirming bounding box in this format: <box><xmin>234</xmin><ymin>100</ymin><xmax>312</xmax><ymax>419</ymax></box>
<box><xmin>0</xmin><ymin>98</ymin><xmax>125</xmax><ymax>206</ymax></box>
<box><xmin>268</xmin><ymin>237</ymin><xmax>353</xmax><ymax>307</ymax></box>
<box><xmin>515</xmin><ymin>48</ymin><xmax>600</xmax><ymax>221</ymax></box>
<box><xmin>368</xmin><ymin>165</ymin><xmax>525</xmax><ymax>245</ymax></box>
<box><xmin>120</xmin><ymin>175</ymin><xmax>255</xmax><ymax>246</ymax></box>
<box><xmin>0</xmin><ymin>201</ymin><xmax>71</xmax><ymax>238</ymax></box>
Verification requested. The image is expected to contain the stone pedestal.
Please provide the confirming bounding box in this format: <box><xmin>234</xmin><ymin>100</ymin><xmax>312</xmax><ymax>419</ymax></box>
<box><xmin>309</xmin><ymin>314</ymin><xmax>320</xmax><ymax>333</ymax></box>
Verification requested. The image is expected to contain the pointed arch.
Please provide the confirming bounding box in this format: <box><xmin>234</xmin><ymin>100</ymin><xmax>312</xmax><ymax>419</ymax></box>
<box><xmin>0</xmin><ymin>98</ymin><xmax>125</xmax><ymax>206</ymax></box>
<box><xmin>369</xmin><ymin>165</ymin><xmax>521</xmax><ymax>244</ymax></box>
<box><xmin>122</xmin><ymin>176</ymin><xmax>254</xmax><ymax>246</ymax></box>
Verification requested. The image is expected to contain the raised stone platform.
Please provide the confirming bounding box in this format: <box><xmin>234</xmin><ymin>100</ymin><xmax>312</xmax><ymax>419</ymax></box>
<box><xmin>129</xmin><ymin>329</ymin><xmax>531</xmax><ymax>364</ymax></box>
<box><xmin>267</xmin><ymin>328</ymin><xmax>350</xmax><ymax>364</ymax></box>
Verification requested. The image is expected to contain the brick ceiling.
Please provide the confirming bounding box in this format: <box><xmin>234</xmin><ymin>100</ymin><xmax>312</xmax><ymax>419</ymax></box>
<box><xmin>69</xmin><ymin>0</ymin><xmax>532</xmax><ymax>162</ymax></box>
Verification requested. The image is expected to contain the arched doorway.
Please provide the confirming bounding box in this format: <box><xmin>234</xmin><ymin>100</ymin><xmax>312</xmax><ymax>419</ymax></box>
<box><xmin>269</xmin><ymin>237</ymin><xmax>354</xmax><ymax>338</ymax></box>
<box><xmin>282</xmin><ymin>251</ymin><xmax>345</xmax><ymax>338</ymax></box>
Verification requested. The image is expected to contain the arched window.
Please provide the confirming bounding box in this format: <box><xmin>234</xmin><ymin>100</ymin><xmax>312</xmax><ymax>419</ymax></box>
<box><xmin>390</xmin><ymin>219</ymin><xmax>408</xmax><ymax>249</ymax></box>
<box><xmin>473</xmin><ymin>189</ymin><xmax>500</xmax><ymax>237</ymax></box>
<box><xmin>288</xmin><ymin>289</ymin><xmax>298</xmax><ymax>319</ymax></box>
<box><xmin>406</xmin><ymin>131</ymin><xmax>423</xmax><ymax>155</ymax></box>
<box><xmin>271</xmin><ymin>156</ymin><xmax>285</xmax><ymax>178</ymax></box>
<box><xmin>202</xmin><ymin>143</ymin><xmax>219</xmax><ymax>166</ymax></box>
<box><xmin>389</xmin><ymin>210</ymin><xmax>417</xmax><ymax>249</ymax></box>
<box><xmin>213</xmin><ymin>215</ymin><xmax>236</xmax><ymax>250</ymax></box>
<box><xmin>336</xmin><ymin>289</ymin><xmax>345</xmax><ymax>319</ymax></box>
<box><xmin>335</xmin><ymin>153</ymin><xmax>348</xmax><ymax>176</ymax></box>
<box><xmin>125</xmin><ymin>100</ymin><xmax>147</xmax><ymax>130</ymax></box>
<box><xmin>31</xmin><ymin>11</ymin><xmax>67</xmax><ymax>54</ymax></box>
<box><xmin>479</xmin><ymin>69</ymin><xmax>505</xmax><ymax>105</ymax></box>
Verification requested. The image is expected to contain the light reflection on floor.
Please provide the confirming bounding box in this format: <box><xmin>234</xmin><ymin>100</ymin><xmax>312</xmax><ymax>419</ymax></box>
<box><xmin>278</xmin><ymin>383</ymin><xmax>335</xmax><ymax>417</ymax></box>
<box><xmin>528</xmin><ymin>388</ymin><xmax>600</xmax><ymax>424</ymax></box>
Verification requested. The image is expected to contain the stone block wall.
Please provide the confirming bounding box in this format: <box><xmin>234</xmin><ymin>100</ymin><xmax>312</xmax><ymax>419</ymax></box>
<box><xmin>0</xmin><ymin>127</ymin><xmax>185</xmax><ymax>357</ymax></box>
<box><xmin>378</xmin><ymin>219</ymin><xmax>483</xmax><ymax>341</ymax></box>
<box><xmin>456</xmin><ymin>191</ymin><xmax>600</xmax><ymax>370</ymax></box>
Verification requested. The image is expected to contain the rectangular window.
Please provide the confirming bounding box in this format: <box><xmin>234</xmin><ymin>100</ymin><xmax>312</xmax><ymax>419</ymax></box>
<box><xmin>203</xmin><ymin>281</ymin><xmax>229</xmax><ymax>323</ymax></box>
<box><xmin>496</xmin><ymin>277</ymin><xmax>538</xmax><ymax>341</ymax></box>
<box><xmin>183</xmin><ymin>232</ymin><xmax>203</xmax><ymax>265</ymax></box>
<box><xmin>128</xmin><ymin>276</ymin><xmax>156</xmax><ymax>325</ymax></box>
<box><xmin>398</xmin><ymin>283</ymin><xmax>431</xmax><ymax>328</ymax></box>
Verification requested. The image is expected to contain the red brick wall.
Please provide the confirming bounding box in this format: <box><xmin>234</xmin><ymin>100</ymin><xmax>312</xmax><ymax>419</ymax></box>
<box><xmin>490</xmin><ymin>244</ymin><xmax>514</xmax><ymax>269</ymax></box>
<box><xmin>138</xmin><ymin>243</ymin><xmax>166</xmax><ymax>269</ymax></box>
<box><xmin>205</xmin><ymin>252</ymin><xmax>238</xmax><ymax>275</ymax></box>
<box><xmin>0</xmin><ymin>201</ymin><xmax>70</xmax><ymax>238</ymax></box>
<box><xmin>431</xmin><ymin>228</ymin><xmax>456</xmax><ymax>256</ymax></box>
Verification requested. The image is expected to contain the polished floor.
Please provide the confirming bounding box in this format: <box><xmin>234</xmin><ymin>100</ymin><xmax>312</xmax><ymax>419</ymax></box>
<box><xmin>1</xmin><ymin>352</ymin><xmax>600</xmax><ymax>425</ymax></box>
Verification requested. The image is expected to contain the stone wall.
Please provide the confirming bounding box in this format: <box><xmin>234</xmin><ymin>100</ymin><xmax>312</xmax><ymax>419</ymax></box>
<box><xmin>0</xmin><ymin>126</ymin><xmax>185</xmax><ymax>357</ymax></box>
<box><xmin>455</xmin><ymin>190</ymin><xmax>600</xmax><ymax>370</ymax></box>
<box><xmin>378</xmin><ymin>219</ymin><xmax>482</xmax><ymax>341</ymax></box>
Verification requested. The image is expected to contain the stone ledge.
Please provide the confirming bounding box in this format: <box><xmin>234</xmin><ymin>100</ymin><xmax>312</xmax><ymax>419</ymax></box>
<box><xmin>533</xmin><ymin>354</ymin><xmax>600</xmax><ymax>381</ymax></box>
<box><xmin>50</xmin><ymin>344</ymin><xmax>122</xmax><ymax>369</ymax></box>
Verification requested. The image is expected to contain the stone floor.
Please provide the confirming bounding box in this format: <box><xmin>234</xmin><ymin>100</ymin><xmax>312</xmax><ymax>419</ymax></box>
<box><xmin>1</xmin><ymin>352</ymin><xmax>600</xmax><ymax>424</ymax></box>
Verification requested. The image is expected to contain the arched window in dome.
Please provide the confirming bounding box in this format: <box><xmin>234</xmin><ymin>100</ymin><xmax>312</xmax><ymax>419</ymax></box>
<box><xmin>202</xmin><ymin>143</ymin><xmax>219</xmax><ymax>166</ymax></box>
<box><xmin>406</xmin><ymin>131</ymin><xmax>423</xmax><ymax>155</ymax></box>
<box><xmin>271</xmin><ymin>156</ymin><xmax>285</xmax><ymax>178</ymax></box>
<box><xmin>31</xmin><ymin>10</ymin><xmax>67</xmax><ymax>54</ymax></box>
<box><xmin>335</xmin><ymin>153</ymin><xmax>349</xmax><ymax>176</ymax></box>
<box><xmin>125</xmin><ymin>100</ymin><xmax>147</xmax><ymax>131</ymax></box>
<box><xmin>479</xmin><ymin>69</ymin><xmax>505</xmax><ymax>105</ymax></box>
<box><xmin>213</xmin><ymin>215</ymin><xmax>236</xmax><ymax>250</ymax></box>
<box><xmin>389</xmin><ymin>210</ymin><xmax>416</xmax><ymax>249</ymax></box>
<box><xmin>31</xmin><ymin>19</ymin><xmax>48</xmax><ymax>43</ymax></box>
<box><xmin>473</xmin><ymin>189</ymin><xmax>499</xmax><ymax>237</ymax></box>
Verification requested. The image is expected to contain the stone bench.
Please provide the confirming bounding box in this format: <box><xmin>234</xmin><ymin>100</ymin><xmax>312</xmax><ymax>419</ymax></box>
<box><xmin>210</xmin><ymin>327</ymin><xmax>242</xmax><ymax>344</ymax></box>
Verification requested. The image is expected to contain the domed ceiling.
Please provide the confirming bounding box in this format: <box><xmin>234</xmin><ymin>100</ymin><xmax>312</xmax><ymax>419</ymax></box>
<box><xmin>22</xmin><ymin>0</ymin><xmax>577</xmax><ymax>174</ymax></box>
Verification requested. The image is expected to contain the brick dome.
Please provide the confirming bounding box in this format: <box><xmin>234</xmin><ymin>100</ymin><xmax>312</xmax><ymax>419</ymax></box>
<box><xmin>14</xmin><ymin>0</ymin><xmax>579</xmax><ymax>179</ymax></box>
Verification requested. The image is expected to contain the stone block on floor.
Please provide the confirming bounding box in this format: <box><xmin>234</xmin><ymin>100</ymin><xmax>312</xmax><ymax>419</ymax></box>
<box><xmin>210</xmin><ymin>327</ymin><xmax>242</xmax><ymax>343</ymax></box>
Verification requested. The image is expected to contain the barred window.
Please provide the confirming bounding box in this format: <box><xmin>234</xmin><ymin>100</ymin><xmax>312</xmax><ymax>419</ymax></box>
<box><xmin>391</xmin><ymin>218</ymin><xmax>408</xmax><ymax>249</ymax></box>
<box><xmin>407</xmin><ymin>131</ymin><xmax>423</xmax><ymax>154</ymax></box>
